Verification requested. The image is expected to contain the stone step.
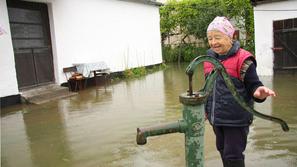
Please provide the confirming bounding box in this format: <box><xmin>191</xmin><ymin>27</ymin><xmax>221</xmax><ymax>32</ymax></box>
<box><xmin>21</xmin><ymin>84</ymin><xmax>78</xmax><ymax>104</ymax></box>
<box><xmin>21</xmin><ymin>84</ymin><xmax>66</xmax><ymax>98</ymax></box>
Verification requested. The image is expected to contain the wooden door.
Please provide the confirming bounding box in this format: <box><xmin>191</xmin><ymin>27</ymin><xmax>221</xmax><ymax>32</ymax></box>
<box><xmin>273</xmin><ymin>18</ymin><xmax>297</xmax><ymax>71</ymax></box>
<box><xmin>7</xmin><ymin>1</ymin><xmax>54</xmax><ymax>89</ymax></box>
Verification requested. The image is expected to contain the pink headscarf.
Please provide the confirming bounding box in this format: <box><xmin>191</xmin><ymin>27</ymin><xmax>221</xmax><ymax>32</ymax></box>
<box><xmin>207</xmin><ymin>16</ymin><xmax>235</xmax><ymax>38</ymax></box>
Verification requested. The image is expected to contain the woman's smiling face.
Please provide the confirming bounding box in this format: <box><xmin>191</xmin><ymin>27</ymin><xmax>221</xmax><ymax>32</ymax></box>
<box><xmin>207</xmin><ymin>30</ymin><xmax>233</xmax><ymax>55</ymax></box>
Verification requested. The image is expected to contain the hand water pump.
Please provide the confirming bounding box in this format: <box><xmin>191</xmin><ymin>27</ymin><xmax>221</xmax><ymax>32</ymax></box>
<box><xmin>136</xmin><ymin>56</ymin><xmax>289</xmax><ymax>167</ymax></box>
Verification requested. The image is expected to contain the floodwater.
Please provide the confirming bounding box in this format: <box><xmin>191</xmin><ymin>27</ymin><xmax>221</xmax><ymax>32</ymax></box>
<box><xmin>1</xmin><ymin>63</ymin><xmax>297</xmax><ymax>167</ymax></box>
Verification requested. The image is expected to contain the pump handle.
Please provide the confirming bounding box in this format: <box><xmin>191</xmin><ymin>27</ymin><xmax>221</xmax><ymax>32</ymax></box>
<box><xmin>186</xmin><ymin>56</ymin><xmax>289</xmax><ymax>132</ymax></box>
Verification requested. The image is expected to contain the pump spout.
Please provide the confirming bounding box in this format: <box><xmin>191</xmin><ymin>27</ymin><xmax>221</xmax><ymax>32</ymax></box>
<box><xmin>136</xmin><ymin>120</ymin><xmax>186</xmax><ymax>145</ymax></box>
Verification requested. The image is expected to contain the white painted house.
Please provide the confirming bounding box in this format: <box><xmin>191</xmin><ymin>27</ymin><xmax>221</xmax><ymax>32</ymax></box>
<box><xmin>252</xmin><ymin>0</ymin><xmax>297</xmax><ymax>75</ymax></box>
<box><xmin>0</xmin><ymin>0</ymin><xmax>163</xmax><ymax>106</ymax></box>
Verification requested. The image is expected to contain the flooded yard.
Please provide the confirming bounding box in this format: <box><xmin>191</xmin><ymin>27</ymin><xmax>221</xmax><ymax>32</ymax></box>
<box><xmin>1</xmin><ymin>63</ymin><xmax>297</xmax><ymax>167</ymax></box>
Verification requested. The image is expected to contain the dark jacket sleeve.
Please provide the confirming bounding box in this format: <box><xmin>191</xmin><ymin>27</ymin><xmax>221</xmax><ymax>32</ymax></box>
<box><xmin>243</xmin><ymin>62</ymin><xmax>266</xmax><ymax>103</ymax></box>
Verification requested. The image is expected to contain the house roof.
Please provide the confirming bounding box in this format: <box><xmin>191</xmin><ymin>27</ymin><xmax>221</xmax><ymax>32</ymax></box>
<box><xmin>250</xmin><ymin>0</ymin><xmax>288</xmax><ymax>6</ymax></box>
<box><xmin>119</xmin><ymin>0</ymin><xmax>163</xmax><ymax>6</ymax></box>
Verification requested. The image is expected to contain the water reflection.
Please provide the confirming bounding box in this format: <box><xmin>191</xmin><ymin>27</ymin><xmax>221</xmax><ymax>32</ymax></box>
<box><xmin>1</xmin><ymin>103</ymin><xmax>72</xmax><ymax>167</ymax></box>
<box><xmin>1</xmin><ymin>64</ymin><xmax>297</xmax><ymax>167</ymax></box>
<box><xmin>1</xmin><ymin>109</ymin><xmax>34</xmax><ymax>167</ymax></box>
<box><xmin>24</xmin><ymin>103</ymin><xmax>72</xmax><ymax>167</ymax></box>
<box><xmin>249</xmin><ymin>74</ymin><xmax>297</xmax><ymax>167</ymax></box>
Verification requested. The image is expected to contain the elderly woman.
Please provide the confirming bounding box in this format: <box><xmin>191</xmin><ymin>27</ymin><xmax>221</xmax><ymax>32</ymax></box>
<box><xmin>204</xmin><ymin>16</ymin><xmax>276</xmax><ymax>167</ymax></box>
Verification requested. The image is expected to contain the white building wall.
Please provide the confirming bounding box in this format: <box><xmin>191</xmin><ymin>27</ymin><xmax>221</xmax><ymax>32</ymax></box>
<box><xmin>0</xmin><ymin>0</ymin><xmax>19</xmax><ymax>97</ymax></box>
<box><xmin>1</xmin><ymin>0</ymin><xmax>162</xmax><ymax>98</ymax></box>
<box><xmin>49</xmin><ymin>0</ymin><xmax>162</xmax><ymax>84</ymax></box>
<box><xmin>253</xmin><ymin>0</ymin><xmax>297</xmax><ymax>76</ymax></box>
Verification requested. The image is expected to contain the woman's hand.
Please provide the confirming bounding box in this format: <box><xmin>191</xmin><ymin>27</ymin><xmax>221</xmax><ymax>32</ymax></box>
<box><xmin>253</xmin><ymin>86</ymin><xmax>276</xmax><ymax>100</ymax></box>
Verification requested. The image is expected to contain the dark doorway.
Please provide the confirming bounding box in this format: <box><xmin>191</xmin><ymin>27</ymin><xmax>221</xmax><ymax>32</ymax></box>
<box><xmin>273</xmin><ymin>18</ymin><xmax>297</xmax><ymax>71</ymax></box>
<box><xmin>7</xmin><ymin>1</ymin><xmax>54</xmax><ymax>89</ymax></box>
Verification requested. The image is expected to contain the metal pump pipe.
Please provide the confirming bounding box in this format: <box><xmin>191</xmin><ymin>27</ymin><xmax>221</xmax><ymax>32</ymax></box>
<box><xmin>137</xmin><ymin>120</ymin><xmax>187</xmax><ymax>145</ymax></box>
<box><xmin>136</xmin><ymin>91</ymin><xmax>207</xmax><ymax>167</ymax></box>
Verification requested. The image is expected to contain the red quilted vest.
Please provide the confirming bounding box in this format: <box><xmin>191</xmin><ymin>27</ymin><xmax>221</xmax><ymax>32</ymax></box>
<box><xmin>204</xmin><ymin>48</ymin><xmax>253</xmax><ymax>80</ymax></box>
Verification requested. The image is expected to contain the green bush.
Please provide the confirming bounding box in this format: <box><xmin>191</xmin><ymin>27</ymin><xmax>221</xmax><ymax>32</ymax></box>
<box><xmin>123</xmin><ymin>69</ymin><xmax>134</xmax><ymax>78</ymax></box>
<box><xmin>123</xmin><ymin>66</ymin><xmax>147</xmax><ymax>79</ymax></box>
<box><xmin>162</xmin><ymin>45</ymin><xmax>179</xmax><ymax>62</ymax></box>
<box><xmin>123</xmin><ymin>63</ymin><xmax>167</xmax><ymax>79</ymax></box>
<box><xmin>162</xmin><ymin>45</ymin><xmax>207</xmax><ymax>62</ymax></box>
<box><xmin>132</xmin><ymin>66</ymin><xmax>147</xmax><ymax>77</ymax></box>
<box><xmin>182</xmin><ymin>44</ymin><xmax>197</xmax><ymax>62</ymax></box>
